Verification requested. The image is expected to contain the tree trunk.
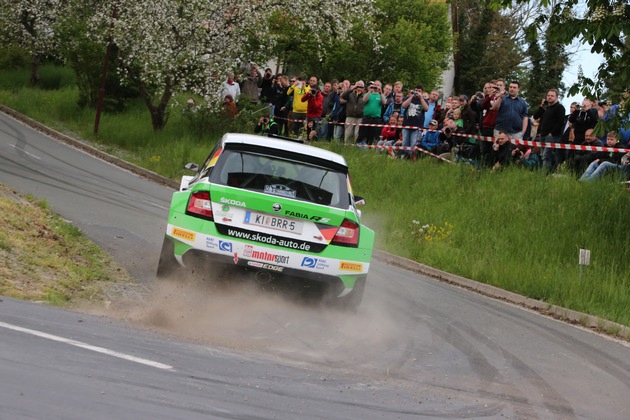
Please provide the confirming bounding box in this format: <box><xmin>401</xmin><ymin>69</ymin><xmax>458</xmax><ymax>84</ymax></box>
<box><xmin>30</xmin><ymin>54</ymin><xmax>40</xmax><ymax>86</ymax></box>
<box><xmin>128</xmin><ymin>68</ymin><xmax>174</xmax><ymax>131</ymax></box>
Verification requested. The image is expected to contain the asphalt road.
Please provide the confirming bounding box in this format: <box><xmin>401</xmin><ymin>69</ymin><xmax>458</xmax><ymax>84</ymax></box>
<box><xmin>1</xmin><ymin>110</ymin><xmax>630</xmax><ymax>419</ymax></box>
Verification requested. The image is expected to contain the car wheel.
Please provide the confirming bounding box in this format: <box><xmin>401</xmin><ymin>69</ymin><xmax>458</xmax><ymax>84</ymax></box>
<box><xmin>329</xmin><ymin>277</ymin><xmax>366</xmax><ymax>311</ymax></box>
<box><xmin>156</xmin><ymin>237</ymin><xmax>182</xmax><ymax>278</ymax></box>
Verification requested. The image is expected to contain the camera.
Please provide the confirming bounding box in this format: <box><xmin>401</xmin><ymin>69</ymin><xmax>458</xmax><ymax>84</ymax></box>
<box><xmin>262</xmin><ymin>117</ymin><xmax>269</xmax><ymax>123</ymax></box>
<box><xmin>444</xmin><ymin>127</ymin><xmax>452</xmax><ymax>135</ymax></box>
<box><xmin>411</xmin><ymin>91</ymin><xmax>419</xmax><ymax>95</ymax></box>
<box><xmin>513</xmin><ymin>149</ymin><xmax>523</xmax><ymax>158</ymax></box>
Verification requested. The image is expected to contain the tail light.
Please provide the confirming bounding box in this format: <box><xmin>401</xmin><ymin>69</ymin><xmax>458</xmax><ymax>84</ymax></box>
<box><xmin>331</xmin><ymin>219</ymin><xmax>359</xmax><ymax>247</ymax></box>
<box><xmin>186</xmin><ymin>191</ymin><xmax>213</xmax><ymax>220</ymax></box>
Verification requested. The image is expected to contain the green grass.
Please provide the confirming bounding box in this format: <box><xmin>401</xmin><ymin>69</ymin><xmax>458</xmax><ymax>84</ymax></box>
<box><xmin>2</xmin><ymin>67</ymin><xmax>629</xmax><ymax>329</ymax></box>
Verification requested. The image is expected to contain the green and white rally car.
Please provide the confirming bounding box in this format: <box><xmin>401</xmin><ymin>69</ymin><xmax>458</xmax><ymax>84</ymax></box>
<box><xmin>157</xmin><ymin>133</ymin><xmax>375</xmax><ymax>308</ymax></box>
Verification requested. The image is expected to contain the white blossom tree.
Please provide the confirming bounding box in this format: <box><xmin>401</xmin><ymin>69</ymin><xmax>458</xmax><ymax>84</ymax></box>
<box><xmin>89</xmin><ymin>0</ymin><xmax>374</xmax><ymax>130</ymax></box>
<box><xmin>0</xmin><ymin>0</ymin><xmax>66</xmax><ymax>84</ymax></box>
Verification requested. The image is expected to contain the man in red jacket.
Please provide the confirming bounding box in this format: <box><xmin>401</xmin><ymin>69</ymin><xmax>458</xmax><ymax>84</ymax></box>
<box><xmin>301</xmin><ymin>83</ymin><xmax>323</xmax><ymax>138</ymax></box>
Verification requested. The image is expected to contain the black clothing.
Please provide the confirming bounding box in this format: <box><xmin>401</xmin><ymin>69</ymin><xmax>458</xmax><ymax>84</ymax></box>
<box><xmin>533</xmin><ymin>102</ymin><xmax>566</xmax><ymax>137</ymax></box>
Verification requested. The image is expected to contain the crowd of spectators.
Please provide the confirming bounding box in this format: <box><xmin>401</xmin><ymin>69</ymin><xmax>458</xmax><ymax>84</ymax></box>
<box><xmin>219</xmin><ymin>66</ymin><xmax>630</xmax><ymax>183</ymax></box>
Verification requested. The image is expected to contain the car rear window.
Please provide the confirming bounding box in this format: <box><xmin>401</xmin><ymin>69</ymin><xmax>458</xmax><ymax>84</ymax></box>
<box><xmin>211</xmin><ymin>150</ymin><xmax>349</xmax><ymax>208</ymax></box>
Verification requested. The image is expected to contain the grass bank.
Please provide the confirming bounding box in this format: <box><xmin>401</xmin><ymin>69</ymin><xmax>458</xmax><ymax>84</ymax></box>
<box><xmin>1</xmin><ymin>65</ymin><xmax>629</xmax><ymax>331</ymax></box>
<box><xmin>0</xmin><ymin>184</ymin><xmax>133</xmax><ymax>306</ymax></box>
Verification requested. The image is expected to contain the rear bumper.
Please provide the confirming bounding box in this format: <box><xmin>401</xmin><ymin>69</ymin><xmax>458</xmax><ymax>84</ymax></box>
<box><xmin>164</xmin><ymin>229</ymin><xmax>370</xmax><ymax>293</ymax></box>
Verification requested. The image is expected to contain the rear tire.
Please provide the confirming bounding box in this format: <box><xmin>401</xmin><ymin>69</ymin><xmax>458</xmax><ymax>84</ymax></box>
<box><xmin>156</xmin><ymin>237</ymin><xmax>182</xmax><ymax>278</ymax></box>
<box><xmin>328</xmin><ymin>277</ymin><xmax>366</xmax><ymax>311</ymax></box>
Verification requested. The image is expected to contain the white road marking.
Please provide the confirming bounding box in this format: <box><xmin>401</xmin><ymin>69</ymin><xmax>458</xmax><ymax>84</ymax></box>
<box><xmin>8</xmin><ymin>144</ymin><xmax>42</xmax><ymax>160</ymax></box>
<box><xmin>0</xmin><ymin>321</ymin><xmax>174</xmax><ymax>371</ymax></box>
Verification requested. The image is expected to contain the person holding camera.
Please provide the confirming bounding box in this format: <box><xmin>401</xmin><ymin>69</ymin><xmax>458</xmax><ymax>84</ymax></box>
<box><xmin>400</xmin><ymin>84</ymin><xmax>429</xmax><ymax>158</ymax></box>
<box><xmin>491</xmin><ymin>80</ymin><xmax>528</xmax><ymax>141</ymax></box>
<box><xmin>533</xmin><ymin>88</ymin><xmax>566</xmax><ymax>173</ymax></box>
<box><xmin>241</xmin><ymin>65</ymin><xmax>263</xmax><ymax>104</ymax></box>
<box><xmin>254</xmin><ymin>114</ymin><xmax>279</xmax><ymax>136</ymax></box>
<box><xmin>340</xmin><ymin>80</ymin><xmax>366</xmax><ymax>144</ymax></box>
<box><xmin>356</xmin><ymin>81</ymin><xmax>387</xmax><ymax>145</ymax></box>
<box><xmin>286</xmin><ymin>77</ymin><xmax>311</xmax><ymax>136</ymax></box>
<box><xmin>301</xmin><ymin>83</ymin><xmax>324</xmax><ymax>135</ymax></box>
<box><xmin>479</xmin><ymin>80</ymin><xmax>502</xmax><ymax>163</ymax></box>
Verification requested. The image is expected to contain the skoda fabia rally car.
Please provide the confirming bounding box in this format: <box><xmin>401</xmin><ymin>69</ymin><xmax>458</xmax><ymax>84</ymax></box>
<box><xmin>157</xmin><ymin>133</ymin><xmax>375</xmax><ymax>308</ymax></box>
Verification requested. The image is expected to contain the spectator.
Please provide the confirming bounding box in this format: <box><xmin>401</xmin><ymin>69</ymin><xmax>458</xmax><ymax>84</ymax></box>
<box><xmin>376</xmin><ymin>115</ymin><xmax>400</xmax><ymax>155</ymax></box>
<box><xmin>533</xmin><ymin>89</ymin><xmax>566</xmax><ymax>173</ymax></box>
<box><xmin>340</xmin><ymin>80</ymin><xmax>366</xmax><ymax>144</ymax></box>
<box><xmin>437</xmin><ymin>119</ymin><xmax>460</xmax><ymax>161</ymax></box>
<box><xmin>223</xmin><ymin>94</ymin><xmax>238</xmax><ymax>118</ymax></box>
<box><xmin>328</xmin><ymin>82</ymin><xmax>344</xmax><ymax>141</ymax></box>
<box><xmin>579</xmin><ymin>131</ymin><xmax>628</xmax><ymax>181</ymax></box>
<box><xmin>318</xmin><ymin>81</ymin><xmax>334</xmax><ymax>140</ymax></box>
<box><xmin>301</xmin><ymin>82</ymin><xmax>324</xmax><ymax>133</ymax></box>
<box><xmin>241</xmin><ymin>65</ymin><xmax>262</xmax><ymax>103</ymax></box>
<box><xmin>569</xmin><ymin>98</ymin><xmax>599</xmax><ymax>144</ymax></box>
<box><xmin>459</xmin><ymin>94</ymin><xmax>478</xmax><ymax>135</ymax></box>
<box><xmin>383</xmin><ymin>91</ymin><xmax>406</xmax><ymax>122</ymax></box>
<box><xmin>286</xmin><ymin>77</ymin><xmax>311</xmax><ymax>136</ymax></box>
<box><xmin>259</xmin><ymin>68</ymin><xmax>275</xmax><ymax>105</ymax></box>
<box><xmin>480</xmin><ymin>80</ymin><xmax>501</xmax><ymax>163</ymax></box>
<box><xmin>489</xmin><ymin>131</ymin><xmax>515</xmax><ymax>170</ymax></box>
<box><xmin>253</xmin><ymin>114</ymin><xmax>278</xmax><ymax>136</ymax></box>
<box><xmin>492</xmin><ymin>81</ymin><xmax>529</xmax><ymax>140</ymax></box>
<box><xmin>333</xmin><ymin>80</ymin><xmax>351</xmax><ymax>141</ymax></box>
<box><xmin>220</xmin><ymin>73</ymin><xmax>241</xmax><ymax>103</ymax></box>
<box><xmin>569</xmin><ymin>128</ymin><xmax>604</xmax><ymax>175</ymax></box>
<box><xmin>424</xmin><ymin>90</ymin><xmax>441</xmax><ymax>128</ymax></box>
<box><xmin>418</xmin><ymin>119</ymin><xmax>441</xmax><ymax>154</ymax></box>
<box><xmin>273</xmin><ymin>75</ymin><xmax>290</xmax><ymax>136</ymax></box>
<box><xmin>452</xmin><ymin>108</ymin><xmax>463</xmax><ymax>129</ymax></box>
<box><xmin>357</xmin><ymin>81</ymin><xmax>387</xmax><ymax>144</ymax></box>
<box><xmin>182</xmin><ymin>97</ymin><xmax>199</xmax><ymax>115</ymax></box>
<box><xmin>401</xmin><ymin>84</ymin><xmax>429</xmax><ymax>158</ymax></box>
<box><xmin>382</xmin><ymin>83</ymin><xmax>394</xmax><ymax>117</ymax></box>
<box><xmin>512</xmin><ymin>145</ymin><xmax>542</xmax><ymax>170</ymax></box>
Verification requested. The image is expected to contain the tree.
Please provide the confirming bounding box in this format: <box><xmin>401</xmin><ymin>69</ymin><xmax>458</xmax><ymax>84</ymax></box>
<box><xmin>0</xmin><ymin>0</ymin><xmax>65</xmax><ymax>85</ymax></box>
<box><xmin>455</xmin><ymin>0</ymin><xmax>525</xmax><ymax>95</ymax></box>
<box><xmin>269</xmin><ymin>0</ymin><xmax>452</xmax><ymax>90</ymax></box>
<box><xmin>490</xmin><ymin>0</ymin><xmax>630</xmax><ymax>131</ymax></box>
<box><xmin>88</xmin><ymin>0</ymin><xmax>374</xmax><ymax>130</ymax></box>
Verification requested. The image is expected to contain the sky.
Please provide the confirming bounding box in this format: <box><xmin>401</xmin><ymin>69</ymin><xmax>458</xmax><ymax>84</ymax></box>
<box><xmin>560</xmin><ymin>43</ymin><xmax>605</xmax><ymax>110</ymax></box>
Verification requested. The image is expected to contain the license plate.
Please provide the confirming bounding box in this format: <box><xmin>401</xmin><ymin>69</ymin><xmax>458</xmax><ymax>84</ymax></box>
<box><xmin>244</xmin><ymin>211</ymin><xmax>303</xmax><ymax>234</ymax></box>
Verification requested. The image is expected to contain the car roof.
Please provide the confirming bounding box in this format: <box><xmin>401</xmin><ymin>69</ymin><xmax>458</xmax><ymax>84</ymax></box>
<box><xmin>221</xmin><ymin>133</ymin><xmax>347</xmax><ymax>167</ymax></box>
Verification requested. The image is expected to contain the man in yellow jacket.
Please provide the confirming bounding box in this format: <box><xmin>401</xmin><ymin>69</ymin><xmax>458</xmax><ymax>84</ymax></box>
<box><xmin>286</xmin><ymin>77</ymin><xmax>311</xmax><ymax>136</ymax></box>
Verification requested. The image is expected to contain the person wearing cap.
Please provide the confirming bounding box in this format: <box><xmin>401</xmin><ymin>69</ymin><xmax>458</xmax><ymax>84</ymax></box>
<box><xmin>340</xmin><ymin>80</ymin><xmax>366</xmax><ymax>144</ymax></box>
<box><xmin>401</xmin><ymin>84</ymin><xmax>429</xmax><ymax>158</ymax></box>
<box><xmin>491</xmin><ymin>80</ymin><xmax>529</xmax><ymax>141</ymax></box>
<box><xmin>418</xmin><ymin>119</ymin><xmax>441</xmax><ymax>154</ymax></box>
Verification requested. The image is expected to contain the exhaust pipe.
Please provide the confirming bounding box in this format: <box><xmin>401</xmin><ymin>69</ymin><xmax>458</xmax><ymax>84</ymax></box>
<box><xmin>255</xmin><ymin>270</ymin><xmax>273</xmax><ymax>285</ymax></box>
